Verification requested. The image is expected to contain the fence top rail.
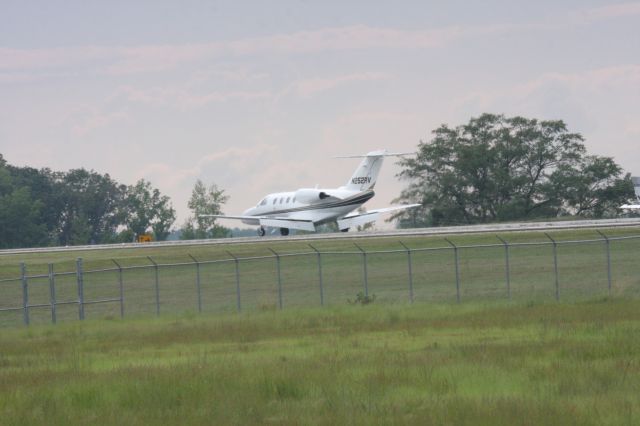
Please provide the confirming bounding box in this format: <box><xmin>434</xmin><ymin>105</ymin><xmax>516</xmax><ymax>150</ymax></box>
<box><xmin>321</xmin><ymin>250</ymin><xmax>365</xmax><ymax>255</ymax></box>
<box><xmin>557</xmin><ymin>237</ymin><xmax>606</xmax><ymax>245</ymax></box>
<box><xmin>232</xmin><ymin>254</ymin><xmax>279</xmax><ymax>262</ymax></box>
<box><xmin>609</xmin><ymin>234</ymin><xmax>640</xmax><ymax>242</ymax></box>
<box><xmin>24</xmin><ymin>273</ymin><xmax>51</xmax><ymax>280</ymax></box>
<box><xmin>84</xmin><ymin>267</ymin><xmax>121</xmax><ymax>274</ymax></box>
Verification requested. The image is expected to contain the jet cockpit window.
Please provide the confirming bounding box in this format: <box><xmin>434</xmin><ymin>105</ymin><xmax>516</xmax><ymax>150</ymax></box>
<box><xmin>259</xmin><ymin>198</ymin><xmax>267</xmax><ymax>206</ymax></box>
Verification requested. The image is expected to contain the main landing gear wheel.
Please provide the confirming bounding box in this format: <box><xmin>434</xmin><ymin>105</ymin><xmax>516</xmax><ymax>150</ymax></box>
<box><xmin>257</xmin><ymin>226</ymin><xmax>266</xmax><ymax>237</ymax></box>
<box><xmin>280</xmin><ymin>228</ymin><xmax>290</xmax><ymax>236</ymax></box>
<box><xmin>341</xmin><ymin>228</ymin><xmax>350</xmax><ymax>232</ymax></box>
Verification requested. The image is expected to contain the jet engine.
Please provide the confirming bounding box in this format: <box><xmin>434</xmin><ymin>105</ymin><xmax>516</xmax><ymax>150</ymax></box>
<box><xmin>294</xmin><ymin>188</ymin><xmax>331</xmax><ymax>203</ymax></box>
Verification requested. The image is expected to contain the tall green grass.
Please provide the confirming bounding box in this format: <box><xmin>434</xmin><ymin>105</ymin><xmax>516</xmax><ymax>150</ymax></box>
<box><xmin>1</xmin><ymin>300</ymin><xmax>639</xmax><ymax>425</ymax></box>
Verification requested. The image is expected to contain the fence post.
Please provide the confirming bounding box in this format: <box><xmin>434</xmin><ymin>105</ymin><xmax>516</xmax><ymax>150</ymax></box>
<box><xmin>76</xmin><ymin>258</ymin><xmax>85</xmax><ymax>320</ymax></box>
<box><xmin>226</xmin><ymin>251</ymin><xmax>241</xmax><ymax>312</ymax></box>
<box><xmin>444</xmin><ymin>238</ymin><xmax>461</xmax><ymax>303</ymax></box>
<box><xmin>49</xmin><ymin>263</ymin><xmax>56</xmax><ymax>324</ymax></box>
<box><xmin>147</xmin><ymin>256</ymin><xmax>160</xmax><ymax>316</ymax></box>
<box><xmin>20</xmin><ymin>262</ymin><xmax>29</xmax><ymax>326</ymax></box>
<box><xmin>354</xmin><ymin>243</ymin><xmax>369</xmax><ymax>297</ymax></box>
<box><xmin>188</xmin><ymin>254</ymin><xmax>202</xmax><ymax>313</ymax></box>
<box><xmin>112</xmin><ymin>259</ymin><xmax>124</xmax><ymax>318</ymax></box>
<box><xmin>544</xmin><ymin>233</ymin><xmax>560</xmax><ymax>301</ymax></box>
<box><xmin>308</xmin><ymin>244</ymin><xmax>324</xmax><ymax>306</ymax></box>
<box><xmin>496</xmin><ymin>235</ymin><xmax>511</xmax><ymax>300</ymax></box>
<box><xmin>399</xmin><ymin>241</ymin><xmax>414</xmax><ymax>303</ymax></box>
<box><xmin>596</xmin><ymin>230</ymin><xmax>612</xmax><ymax>296</ymax></box>
<box><xmin>268</xmin><ymin>248</ymin><xmax>283</xmax><ymax>310</ymax></box>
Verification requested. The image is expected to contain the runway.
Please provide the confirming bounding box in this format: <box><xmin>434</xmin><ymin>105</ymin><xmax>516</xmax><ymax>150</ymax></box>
<box><xmin>2</xmin><ymin>218</ymin><xmax>640</xmax><ymax>256</ymax></box>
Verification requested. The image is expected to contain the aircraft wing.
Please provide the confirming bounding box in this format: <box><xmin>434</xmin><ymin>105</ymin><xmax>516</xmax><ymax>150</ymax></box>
<box><xmin>199</xmin><ymin>214</ymin><xmax>316</xmax><ymax>232</ymax></box>
<box><xmin>337</xmin><ymin>204</ymin><xmax>421</xmax><ymax>231</ymax></box>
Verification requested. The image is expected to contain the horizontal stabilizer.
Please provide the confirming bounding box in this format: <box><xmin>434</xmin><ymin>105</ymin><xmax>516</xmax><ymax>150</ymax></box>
<box><xmin>337</xmin><ymin>204</ymin><xmax>421</xmax><ymax>231</ymax></box>
<box><xmin>337</xmin><ymin>213</ymin><xmax>379</xmax><ymax>231</ymax></box>
<box><xmin>334</xmin><ymin>151</ymin><xmax>415</xmax><ymax>159</ymax></box>
<box><xmin>343</xmin><ymin>204</ymin><xmax>422</xmax><ymax>217</ymax></box>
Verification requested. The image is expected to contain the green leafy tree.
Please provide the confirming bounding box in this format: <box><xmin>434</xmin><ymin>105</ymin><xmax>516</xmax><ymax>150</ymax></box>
<box><xmin>5</xmin><ymin>165</ymin><xmax>63</xmax><ymax>245</ymax></box>
<box><xmin>0</xmin><ymin>156</ymin><xmax>49</xmax><ymax>248</ymax></box>
<box><xmin>57</xmin><ymin>169</ymin><xmax>126</xmax><ymax>245</ymax></box>
<box><xmin>123</xmin><ymin>179</ymin><xmax>176</xmax><ymax>241</ymax></box>
<box><xmin>0</xmin><ymin>187</ymin><xmax>47</xmax><ymax>248</ymax></box>
<box><xmin>180</xmin><ymin>180</ymin><xmax>230</xmax><ymax>239</ymax></box>
<box><xmin>394</xmin><ymin>114</ymin><xmax>635</xmax><ymax>226</ymax></box>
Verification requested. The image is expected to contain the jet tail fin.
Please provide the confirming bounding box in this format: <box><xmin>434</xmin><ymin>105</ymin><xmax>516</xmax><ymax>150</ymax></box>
<box><xmin>338</xmin><ymin>150</ymin><xmax>414</xmax><ymax>192</ymax></box>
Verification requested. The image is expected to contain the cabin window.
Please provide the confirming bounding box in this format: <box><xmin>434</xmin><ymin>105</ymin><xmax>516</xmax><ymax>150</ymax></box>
<box><xmin>286</xmin><ymin>197</ymin><xmax>291</xmax><ymax>203</ymax></box>
<box><xmin>273</xmin><ymin>198</ymin><xmax>277</xmax><ymax>205</ymax></box>
<box><xmin>279</xmin><ymin>198</ymin><xmax>284</xmax><ymax>204</ymax></box>
<box><xmin>292</xmin><ymin>197</ymin><xmax>296</xmax><ymax>203</ymax></box>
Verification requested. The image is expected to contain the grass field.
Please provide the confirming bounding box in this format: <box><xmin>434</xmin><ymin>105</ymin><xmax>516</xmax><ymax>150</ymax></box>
<box><xmin>2</xmin><ymin>227</ymin><xmax>640</xmax><ymax>327</ymax></box>
<box><xmin>1</xmin><ymin>300</ymin><xmax>639</xmax><ymax>425</ymax></box>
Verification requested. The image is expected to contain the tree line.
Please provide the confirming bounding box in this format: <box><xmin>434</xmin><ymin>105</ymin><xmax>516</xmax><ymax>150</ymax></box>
<box><xmin>2</xmin><ymin>113</ymin><xmax>636</xmax><ymax>248</ymax></box>
<box><xmin>0</xmin><ymin>153</ymin><xmax>235</xmax><ymax>249</ymax></box>
<box><xmin>0</xmin><ymin>154</ymin><xmax>178</xmax><ymax>248</ymax></box>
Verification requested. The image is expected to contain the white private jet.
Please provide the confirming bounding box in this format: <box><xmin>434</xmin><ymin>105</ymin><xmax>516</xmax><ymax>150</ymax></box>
<box><xmin>621</xmin><ymin>177</ymin><xmax>640</xmax><ymax>210</ymax></box>
<box><xmin>203</xmin><ymin>149</ymin><xmax>420</xmax><ymax>236</ymax></box>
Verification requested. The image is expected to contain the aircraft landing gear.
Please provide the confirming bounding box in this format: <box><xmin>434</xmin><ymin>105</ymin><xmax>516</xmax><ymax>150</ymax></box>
<box><xmin>257</xmin><ymin>226</ymin><xmax>266</xmax><ymax>237</ymax></box>
<box><xmin>341</xmin><ymin>228</ymin><xmax>349</xmax><ymax>232</ymax></box>
<box><xmin>280</xmin><ymin>228</ymin><xmax>289</xmax><ymax>236</ymax></box>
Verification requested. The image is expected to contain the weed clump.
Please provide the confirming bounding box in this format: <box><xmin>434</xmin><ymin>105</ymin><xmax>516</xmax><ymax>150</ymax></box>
<box><xmin>348</xmin><ymin>292</ymin><xmax>376</xmax><ymax>305</ymax></box>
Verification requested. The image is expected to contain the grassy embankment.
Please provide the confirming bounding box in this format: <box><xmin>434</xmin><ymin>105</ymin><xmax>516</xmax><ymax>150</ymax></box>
<box><xmin>1</xmin><ymin>300</ymin><xmax>639</xmax><ymax>425</ymax></box>
<box><xmin>1</xmin><ymin>227</ymin><xmax>640</xmax><ymax>327</ymax></box>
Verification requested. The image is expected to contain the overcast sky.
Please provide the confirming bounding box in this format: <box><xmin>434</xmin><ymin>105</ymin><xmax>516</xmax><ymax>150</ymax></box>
<box><xmin>2</xmin><ymin>1</ymin><xmax>639</xmax><ymax>229</ymax></box>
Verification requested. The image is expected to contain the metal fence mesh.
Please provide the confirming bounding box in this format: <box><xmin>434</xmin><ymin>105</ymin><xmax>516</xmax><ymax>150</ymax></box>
<box><xmin>1</xmin><ymin>234</ymin><xmax>639</xmax><ymax>327</ymax></box>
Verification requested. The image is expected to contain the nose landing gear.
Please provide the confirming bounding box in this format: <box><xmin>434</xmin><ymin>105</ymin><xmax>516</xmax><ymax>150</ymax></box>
<box><xmin>280</xmin><ymin>228</ymin><xmax>289</xmax><ymax>236</ymax></box>
<box><xmin>257</xmin><ymin>226</ymin><xmax>266</xmax><ymax>237</ymax></box>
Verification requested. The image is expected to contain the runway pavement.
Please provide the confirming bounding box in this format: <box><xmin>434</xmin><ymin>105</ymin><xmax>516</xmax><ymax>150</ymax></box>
<box><xmin>2</xmin><ymin>218</ymin><xmax>640</xmax><ymax>256</ymax></box>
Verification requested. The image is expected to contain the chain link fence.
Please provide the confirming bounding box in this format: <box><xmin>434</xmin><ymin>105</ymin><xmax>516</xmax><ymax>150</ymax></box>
<box><xmin>1</xmin><ymin>233</ymin><xmax>639</xmax><ymax>327</ymax></box>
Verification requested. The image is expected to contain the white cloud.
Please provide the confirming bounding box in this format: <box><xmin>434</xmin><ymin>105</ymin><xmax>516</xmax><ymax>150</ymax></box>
<box><xmin>0</xmin><ymin>24</ymin><xmax>513</xmax><ymax>76</ymax></box>
<box><xmin>286</xmin><ymin>72</ymin><xmax>389</xmax><ymax>98</ymax></box>
<box><xmin>119</xmin><ymin>86</ymin><xmax>272</xmax><ymax>109</ymax></box>
<box><xmin>71</xmin><ymin>108</ymin><xmax>130</xmax><ymax>136</ymax></box>
<box><xmin>576</xmin><ymin>2</ymin><xmax>640</xmax><ymax>22</ymax></box>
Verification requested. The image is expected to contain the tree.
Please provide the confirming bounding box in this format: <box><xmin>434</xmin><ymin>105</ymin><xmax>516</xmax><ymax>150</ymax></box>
<box><xmin>0</xmin><ymin>157</ymin><xmax>49</xmax><ymax>248</ymax></box>
<box><xmin>394</xmin><ymin>114</ymin><xmax>635</xmax><ymax>226</ymax></box>
<box><xmin>57</xmin><ymin>169</ymin><xmax>126</xmax><ymax>245</ymax></box>
<box><xmin>0</xmin><ymin>187</ymin><xmax>47</xmax><ymax>249</ymax></box>
<box><xmin>180</xmin><ymin>180</ymin><xmax>230</xmax><ymax>239</ymax></box>
<box><xmin>123</xmin><ymin>179</ymin><xmax>176</xmax><ymax>241</ymax></box>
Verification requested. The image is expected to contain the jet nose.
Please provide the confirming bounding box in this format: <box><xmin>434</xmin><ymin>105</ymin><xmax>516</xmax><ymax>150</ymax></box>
<box><xmin>242</xmin><ymin>208</ymin><xmax>253</xmax><ymax>216</ymax></box>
